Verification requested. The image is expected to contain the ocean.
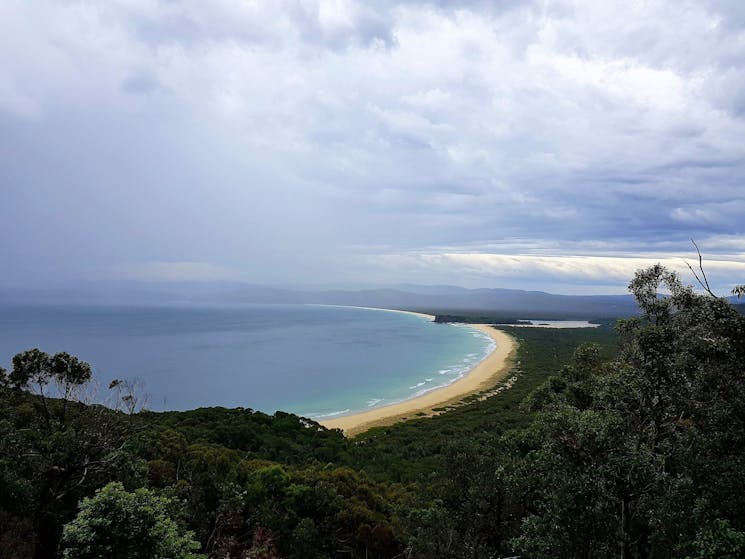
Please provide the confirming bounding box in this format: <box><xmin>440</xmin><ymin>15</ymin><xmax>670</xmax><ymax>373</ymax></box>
<box><xmin>0</xmin><ymin>303</ymin><xmax>494</xmax><ymax>418</ymax></box>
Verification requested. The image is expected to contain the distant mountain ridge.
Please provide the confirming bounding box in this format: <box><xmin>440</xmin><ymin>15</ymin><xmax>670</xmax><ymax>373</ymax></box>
<box><xmin>0</xmin><ymin>281</ymin><xmax>640</xmax><ymax>319</ymax></box>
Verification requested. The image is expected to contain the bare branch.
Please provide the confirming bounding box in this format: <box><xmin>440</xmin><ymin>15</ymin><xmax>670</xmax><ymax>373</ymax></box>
<box><xmin>685</xmin><ymin>239</ymin><xmax>717</xmax><ymax>297</ymax></box>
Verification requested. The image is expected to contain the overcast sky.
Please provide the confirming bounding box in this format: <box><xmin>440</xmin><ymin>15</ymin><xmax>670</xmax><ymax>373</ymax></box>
<box><xmin>2</xmin><ymin>0</ymin><xmax>745</xmax><ymax>294</ymax></box>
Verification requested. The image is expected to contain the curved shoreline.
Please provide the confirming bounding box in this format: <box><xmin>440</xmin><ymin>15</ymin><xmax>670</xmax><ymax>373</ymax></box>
<box><xmin>318</xmin><ymin>318</ymin><xmax>517</xmax><ymax>437</ymax></box>
<box><xmin>305</xmin><ymin>304</ymin><xmax>435</xmax><ymax>322</ymax></box>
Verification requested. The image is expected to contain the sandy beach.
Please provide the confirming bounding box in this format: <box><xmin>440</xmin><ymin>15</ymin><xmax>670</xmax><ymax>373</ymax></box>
<box><xmin>306</xmin><ymin>304</ymin><xmax>436</xmax><ymax>322</ymax></box>
<box><xmin>319</xmin><ymin>319</ymin><xmax>517</xmax><ymax>436</ymax></box>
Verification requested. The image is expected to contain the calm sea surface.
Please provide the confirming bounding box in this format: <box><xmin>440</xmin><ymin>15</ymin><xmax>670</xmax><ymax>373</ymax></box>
<box><xmin>0</xmin><ymin>304</ymin><xmax>494</xmax><ymax>418</ymax></box>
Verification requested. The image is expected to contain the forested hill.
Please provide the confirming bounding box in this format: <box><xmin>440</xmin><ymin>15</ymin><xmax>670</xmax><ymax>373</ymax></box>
<box><xmin>0</xmin><ymin>281</ymin><xmax>639</xmax><ymax>318</ymax></box>
<box><xmin>0</xmin><ymin>324</ymin><xmax>619</xmax><ymax>559</ymax></box>
<box><xmin>2</xmin><ymin>265</ymin><xmax>745</xmax><ymax>558</ymax></box>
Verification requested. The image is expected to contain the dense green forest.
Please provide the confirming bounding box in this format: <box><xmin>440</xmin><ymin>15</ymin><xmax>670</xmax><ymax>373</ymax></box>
<box><xmin>2</xmin><ymin>265</ymin><xmax>744</xmax><ymax>558</ymax></box>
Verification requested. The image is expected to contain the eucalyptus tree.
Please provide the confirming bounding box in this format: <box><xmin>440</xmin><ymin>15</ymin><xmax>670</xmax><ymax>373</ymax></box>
<box><xmin>514</xmin><ymin>265</ymin><xmax>745</xmax><ymax>559</ymax></box>
<box><xmin>1</xmin><ymin>349</ymin><xmax>144</xmax><ymax>559</ymax></box>
<box><xmin>60</xmin><ymin>482</ymin><xmax>203</xmax><ymax>559</ymax></box>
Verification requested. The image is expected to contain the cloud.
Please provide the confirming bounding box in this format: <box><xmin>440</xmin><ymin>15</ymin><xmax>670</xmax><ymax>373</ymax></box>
<box><xmin>114</xmin><ymin>261</ymin><xmax>240</xmax><ymax>282</ymax></box>
<box><xmin>367</xmin><ymin>251</ymin><xmax>745</xmax><ymax>293</ymax></box>
<box><xmin>0</xmin><ymin>0</ymin><xmax>744</xmax><ymax>292</ymax></box>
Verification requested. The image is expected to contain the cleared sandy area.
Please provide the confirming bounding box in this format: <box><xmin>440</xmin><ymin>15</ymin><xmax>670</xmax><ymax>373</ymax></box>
<box><xmin>319</xmin><ymin>321</ymin><xmax>517</xmax><ymax>437</ymax></box>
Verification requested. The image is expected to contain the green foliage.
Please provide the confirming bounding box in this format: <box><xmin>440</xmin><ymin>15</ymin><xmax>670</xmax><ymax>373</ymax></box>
<box><xmin>147</xmin><ymin>408</ymin><xmax>352</xmax><ymax>466</ymax></box>
<box><xmin>10</xmin><ymin>348</ymin><xmax>53</xmax><ymax>390</ymax></box>
<box><xmin>9</xmin><ymin>349</ymin><xmax>92</xmax><ymax>408</ymax></box>
<box><xmin>60</xmin><ymin>482</ymin><xmax>203</xmax><ymax>559</ymax></box>
<box><xmin>0</xmin><ymin>322</ymin><xmax>621</xmax><ymax>558</ymax></box>
<box><xmin>686</xmin><ymin>519</ymin><xmax>745</xmax><ymax>559</ymax></box>
<box><xmin>512</xmin><ymin>408</ymin><xmax>630</xmax><ymax>558</ymax></box>
<box><xmin>507</xmin><ymin>266</ymin><xmax>745</xmax><ymax>558</ymax></box>
<box><xmin>18</xmin><ymin>265</ymin><xmax>745</xmax><ymax>559</ymax></box>
<box><xmin>402</xmin><ymin>265</ymin><xmax>745</xmax><ymax>558</ymax></box>
<box><xmin>0</xmin><ymin>350</ymin><xmax>144</xmax><ymax>559</ymax></box>
<box><xmin>48</xmin><ymin>352</ymin><xmax>93</xmax><ymax>391</ymax></box>
<box><xmin>403</xmin><ymin>448</ymin><xmax>519</xmax><ymax>558</ymax></box>
<box><xmin>351</xmin><ymin>325</ymin><xmax>618</xmax><ymax>481</ymax></box>
<box><xmin>9</xmin><ymin>349</ymin><xmax>93</xmax><ymax>430</ymax></box>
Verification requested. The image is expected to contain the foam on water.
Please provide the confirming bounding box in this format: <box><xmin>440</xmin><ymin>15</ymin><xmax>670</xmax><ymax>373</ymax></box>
<box><xmin>312</xmin><ymin>408</ymin><xmax>351</xmax><ymax>419</ymax></box>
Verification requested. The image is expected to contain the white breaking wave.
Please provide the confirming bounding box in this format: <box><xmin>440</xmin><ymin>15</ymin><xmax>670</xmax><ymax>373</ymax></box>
<box><xmin>309</xmin><ymin>408</ymin><xmax>351</xmax><ymax>419</ymax></box>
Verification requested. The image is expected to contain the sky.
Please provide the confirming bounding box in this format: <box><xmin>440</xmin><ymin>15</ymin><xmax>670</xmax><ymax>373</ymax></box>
<box><xmin>1</xmin><ymin>0</ymin><xmax>745</xmax><ymax>295</ymax></box>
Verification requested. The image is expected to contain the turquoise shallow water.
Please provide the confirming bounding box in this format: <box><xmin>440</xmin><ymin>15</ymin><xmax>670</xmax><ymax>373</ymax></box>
<box><xmin>0</xmin><ymin>303</ymin><xmax>494</xmax><ymax>418</ymax></box>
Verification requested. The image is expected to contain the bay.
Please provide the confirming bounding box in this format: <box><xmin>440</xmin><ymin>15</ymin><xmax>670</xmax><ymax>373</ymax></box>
<box><xmin>0</xmin><ymin>303</ymin><xmax>493</xmax><ymax>418</ymax></box>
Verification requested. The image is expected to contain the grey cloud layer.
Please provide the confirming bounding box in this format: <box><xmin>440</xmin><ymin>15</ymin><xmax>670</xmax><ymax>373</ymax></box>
<box><xmin>1</xmin><ymin>0</ymin><xmax>744</xmax><ymax>291</ymax></box>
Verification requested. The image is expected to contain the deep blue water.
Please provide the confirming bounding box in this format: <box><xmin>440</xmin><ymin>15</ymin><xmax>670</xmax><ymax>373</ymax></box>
<box><xmin>0</xmin><ymin>304</ymin><xmax>494</xmax><ymax>418</ymax></box>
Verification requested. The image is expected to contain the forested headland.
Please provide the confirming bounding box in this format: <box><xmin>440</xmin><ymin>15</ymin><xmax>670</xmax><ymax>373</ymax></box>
<box><xmin>2</xmin><ymin>265</ymin><xmax>744</xmax><ymax>558</ymax></box>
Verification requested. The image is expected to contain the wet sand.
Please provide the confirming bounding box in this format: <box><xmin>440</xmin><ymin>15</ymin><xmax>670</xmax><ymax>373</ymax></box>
<box><xmin>319</xmin><ymin>321</ymin><xmax>517</xmax><ymax>437</ymax></box>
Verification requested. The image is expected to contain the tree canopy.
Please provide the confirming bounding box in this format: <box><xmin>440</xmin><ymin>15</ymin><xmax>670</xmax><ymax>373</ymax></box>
<box><xmin>60</xmin><ymin>482</ymin><xmax>203</xmax><ymax>559</ymax></box>
<box><xmin>1</xmin><ymin>264</ymin><xmax>744</xmax><ymax>558</ymax></box>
